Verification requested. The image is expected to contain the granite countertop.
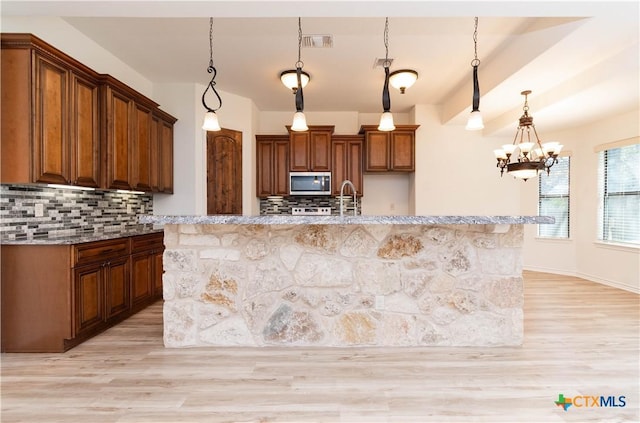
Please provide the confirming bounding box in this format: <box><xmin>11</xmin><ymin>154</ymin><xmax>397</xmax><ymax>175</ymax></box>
<box><xmin>138</xmin><ymin>215</ymin><xmax>554</xmax><ymax>225</ymax></box>
<box><xmin>1</xmin><ymin>225</ymin><xmax>163</xmax><ymax>245</ymax></box>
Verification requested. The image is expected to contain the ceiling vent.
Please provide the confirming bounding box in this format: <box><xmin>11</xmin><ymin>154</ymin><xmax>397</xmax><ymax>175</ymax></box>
<box><xmin>373</xmin><ymin>58</ymin><xmax>394</xmax><ymax>69</ymax></box>
<box><xmin>302</xmin><ymin>34</ymin><xmax>333</xmax><ymax>48</ymax></box>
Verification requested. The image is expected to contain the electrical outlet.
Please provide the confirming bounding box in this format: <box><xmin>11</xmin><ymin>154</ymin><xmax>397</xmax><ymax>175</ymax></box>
<box><xmin>34</xmin><ymin>203</ymin><xmax>44</xmax><ymax>217</ymax></box>
<box><xmin>375</xmin><ymin>295</ymin><xmax>385</xmax><ymax>310</ymax></box>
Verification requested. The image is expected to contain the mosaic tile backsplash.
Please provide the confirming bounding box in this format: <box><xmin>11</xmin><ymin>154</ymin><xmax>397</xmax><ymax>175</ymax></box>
<box><xmin>0</xmin><ymin>184</ymin><xmax>153</xmax><ymax>241</ymax></box>
<box><xmin>259</xmin><ymin>195</ymin><xmax>361</xmax><ymax>216</ymax></box>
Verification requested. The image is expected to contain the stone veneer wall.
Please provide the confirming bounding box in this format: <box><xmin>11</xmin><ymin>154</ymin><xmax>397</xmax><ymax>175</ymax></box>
<box><xmin>0</xmin><ymin>184</ymin><xmax>153</xmax><ymax>241</ymax></box>
<box><xmin>162</xmin><ymin>223</ymin><xmax>525</xmax><ymax>347</ymax></box>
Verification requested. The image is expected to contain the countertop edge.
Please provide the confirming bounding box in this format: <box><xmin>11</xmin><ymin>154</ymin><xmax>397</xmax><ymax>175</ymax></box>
<box><xmin>138</xmin><ymin>215</ymin><xmax>555</xmax><ymax>225</ymax></box>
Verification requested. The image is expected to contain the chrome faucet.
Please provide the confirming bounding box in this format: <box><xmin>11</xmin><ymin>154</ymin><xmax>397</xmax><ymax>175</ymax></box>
<box><xmin>339</xmin><ymin>180</ymin><xmax>358</xmax><ymax>217</ymax></box>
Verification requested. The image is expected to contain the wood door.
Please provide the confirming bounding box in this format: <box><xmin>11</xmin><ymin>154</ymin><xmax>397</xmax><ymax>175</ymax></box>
<box><xmin>105</xmin><ymin>256</ymin><xmax>131</xmax><ymax>319</ymax></box>
<box><xmin>390</xmin><ymin>130</ymin><xmax>415</xmax><ymax>171</ymax></box>
<box><xmin>32</xmin><ymin>53</ymin><xmax>70</xmax><ymax>184</ymax></box>
<box><xmin>131</xmin><ymin>252</ymin><xmax>152</xmax><ymax>308</ymax></box>
<box><xmin>131</xmin><ymin>103</ymin><xmax>152</xmax><ymax>191</ymax></box>
<box><xmin>207</xmin><ymin>129</ymin><xmax>242</xmax><ymax>214</ymax></box>
<box><xmin>364</xmin><ymin>131</ymin><xmax>390</xmax><ymax>171</ymax></box>
<box><xmin>70</xmin><ymin>72</ymin><xmax>101</xmax><ymax>187</ymax></box>
<box><xmin>73</xmin><ymin>264</ymin><xmax>105</xmax><ymax>336</ymax></box>
<box><xmin>104</xmin><ymin>87</ymin><xmax>133</xmax><ymax>190</ymax></box>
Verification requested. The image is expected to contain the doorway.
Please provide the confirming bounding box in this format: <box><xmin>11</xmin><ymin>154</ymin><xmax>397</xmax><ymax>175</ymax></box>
<box><xmin>206</xmin><ymin>128</ymin><xmax>242</xmax><ymax>214</ymax></box>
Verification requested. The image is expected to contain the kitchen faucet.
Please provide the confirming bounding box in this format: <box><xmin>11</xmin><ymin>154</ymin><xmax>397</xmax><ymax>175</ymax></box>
<box><xmin>339</xmin><ymin>180</ymin><xmax>358</xmax><ymax>217</ymax></box>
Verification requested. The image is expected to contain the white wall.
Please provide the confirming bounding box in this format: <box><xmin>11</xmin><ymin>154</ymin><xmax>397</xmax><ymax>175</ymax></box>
<box><xmin>522</xmin><ymin>110</ymin><xmax>640</xmax><ymax>293</ymax></box>
<box><xmin>411</xmin><ymin>105</ymin><xmax>521</xmax><ymax>215</ymax></box>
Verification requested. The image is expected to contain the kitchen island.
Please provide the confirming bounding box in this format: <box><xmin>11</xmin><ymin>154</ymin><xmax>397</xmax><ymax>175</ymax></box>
<box><xmin>139</xmin><ymin>215</ymin><xmax>552</xmax><ymax>347</ymax></box>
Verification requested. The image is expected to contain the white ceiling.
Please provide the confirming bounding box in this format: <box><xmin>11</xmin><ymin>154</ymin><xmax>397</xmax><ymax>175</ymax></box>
<box><xmin>3</xmin><ymin>1</ymin><xmax>639</xmax><ymax>137</ymax></box>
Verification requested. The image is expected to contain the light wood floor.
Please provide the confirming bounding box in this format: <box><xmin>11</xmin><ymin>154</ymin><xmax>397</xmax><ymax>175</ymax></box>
<box><xmin>1</xmin><ymin>271</ymin><xmax>638</xmax><ymax>422</ymax></box>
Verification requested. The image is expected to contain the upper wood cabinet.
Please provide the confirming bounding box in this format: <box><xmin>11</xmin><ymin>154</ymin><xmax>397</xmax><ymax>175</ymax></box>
<box><xmin>1</xmin><ymin>34</ymin><xmax>101</xmax><ymax>187</ymax></box>
<box><xmin>256</xmin><ymin>135</ymin><xmax>289</xmax><ymax>198</ymax></box>
<box><xmin>1</xmin><ymin>33</ymin><xmax>176</xmax><ymax>193</ymax></box>
<box><xmin>360</xmin><ymin>125</ymin><xmax>420</xmax><ymax>172</ymax></box>
<box><xmin>287</xmin><ymin>125</ymin><xmax>334</xmax><ymax>171</ymax></box>
<box><xmin>331</xmin><ymin>135</ymin><xmax>364</xmax><ymax>196</ymax></box>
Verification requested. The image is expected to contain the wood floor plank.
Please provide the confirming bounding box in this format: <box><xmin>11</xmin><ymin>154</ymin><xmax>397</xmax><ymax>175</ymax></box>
<box><xmin>1</xmin><ymin>271</ymin><xmax>638</xmax><ymax>422</ymax></box>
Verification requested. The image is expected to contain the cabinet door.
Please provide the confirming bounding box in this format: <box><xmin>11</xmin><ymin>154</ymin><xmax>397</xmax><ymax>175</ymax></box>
<box><xmin>289</xmin><ymin>132</ymin><xmax>310</xmax><ymax>171</ymax></box>
<box><xmin>391</xmin><ymin>131</ymin><xmax>415</xmax><ymax>171</ymax></box>
<box><xmin>32</xmin><ymin>53</ymin><xmax>70</xmax><ymax>184</ymax></box>
<box><xmin>131</xmin><ymin>103</ymin><xmax>152</xmax><ymax>191</ymax></box>
<box><xmin>153</xmin><ymin>249</ymin><xmax>164</xmax><ymax>298</ymax></box>
<box><xmin>347</xmin><ymin>139</ymin><xmax>364</xmax><ymax>195</ymax></box>
<box><xmin>365</xmin><ymin>131</ymin><xmax>390</xmax><ymax>171</ymax></box>
<box><xmin>274</xmin><ymin>140</ymin><xmax>290</xmax><ymax>196</ymax></box>
<box><xmin>159</xmin><ymin>119</ymin><xmax>174</xmax><ymax>193</ymax></box>
<box><xmin>256</xmin><ymin>139</ymin><xmax>274</xmax><ymax>197</ymax></box>
<box><xmin>73</xmin><ymin>264</ymin><xmax>105</xmax><ymax>336</ymax></box>
<box><xmin>105</xmin><ymin>256</ymin><xmax>130</xmax><ymax>319</ymax></box>
<box><xmin>131</xmin><ymin>252</ymin><xmax>153</xmax><ymax>307</ymax></box>
<box><xmin>331</xmin><ymin>140</ymin><xmax>347</xmax><ymax>195</ymax></box>
<box><xmin>150</xmin><ymin>115</ymin><xmax>161</xmax><ymax>192</ymax></box>
<box><xmin>70</xmin><ymin>72</ymin><xmax>101</xmax><ymax>187</ymax></box>
<box><xmin>104</xmin><ymin>87</ymin><xmax>133</xmax><ymax>190</ymax></box>
<box><xmin>310</xmin><ymin>131</ymin><xmax>331</xmax><ymax>171</ymax></box>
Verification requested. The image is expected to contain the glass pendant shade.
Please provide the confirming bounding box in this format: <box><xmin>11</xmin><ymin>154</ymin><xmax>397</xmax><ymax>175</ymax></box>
<box><xmin>388</xmin><ymin>69</ymin><xmax>418</xmax><ymax>94</ymax></box>
<box><xmin>378</xmin><ymin>111</ymin><xmax>395</xmax><ymax>131</ymax></box>
<box><xmin>507</xmin><ymin>162</ymin><xmax>540</xmax><ymax>180</ymax></box>
<box><xmin>291</xmin><ymin>111</ymin><xmax>308</xmax><ymax>131</ymax></box>
<box><xmin>202</xmin><ymin>111</ymin><xmax>221</xmax><ymax>131</ymax></box>
<box><xmin>465</xmin><ymin>110</ymin><xmax>484</xmax><ymax>130</ymax></box>
<box><xmin>280</xmin><ymin>70</ymin><xmax>310</xmax><ymax>92</ymax></box>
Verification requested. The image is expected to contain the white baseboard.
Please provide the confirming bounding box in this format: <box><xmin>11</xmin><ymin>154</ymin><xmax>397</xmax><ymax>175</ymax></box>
<box><xmin>523</xmin><ymin>265</ymin><xmax>639</xmax><ymax>294</ymax></box>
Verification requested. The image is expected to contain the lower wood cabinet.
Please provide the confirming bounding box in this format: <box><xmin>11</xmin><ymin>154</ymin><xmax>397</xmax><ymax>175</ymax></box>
<box><xmin>0</xmin><ymin>232</ymin><xmax>164</xmax><ymax>352</ymax></box>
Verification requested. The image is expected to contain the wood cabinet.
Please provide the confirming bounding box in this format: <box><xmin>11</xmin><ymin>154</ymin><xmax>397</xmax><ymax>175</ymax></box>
<box><xmin>287</xmin><ymin>125</ymin><xmax>334</xmax><ymax>171</ymax></box>
<box><xmin>130</xmin><ymin>233</ymin><xmax>164</xmax><ymax>310</ymax></box>
<box><xmin>360</xmin><ymin>125</ymin><xmax>420</xmax><ymax>172</ymax></box>
<box><xmin>1</xmin><ymin>33</ymin><xmax>176</xmax><ymax>193</ymax></box>
<box><xmin>331</xmin><ymin>135</ymin><xmax>364</xmax><ymax>196</ymax></box>
<box><xmin>0</xmin><ymin>232</ymin><xmax>163</xmax><ymax>352</ymax></box>
<box><xmin>256</xmin><ymin>135</ymin><xmax>290</xmax><ymax>197</ymax></box>
<box><xmin>1</xmin><ymin>34</ymin><xmax>101</xmax><ymax>187</ymax></box>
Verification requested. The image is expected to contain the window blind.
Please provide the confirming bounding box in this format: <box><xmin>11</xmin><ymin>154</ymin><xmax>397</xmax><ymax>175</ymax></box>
<box><xmin>598</xmin><ymin>144</ymin><xmax>640</xmax><ymax>245</ymax></box>
<box><xmin>538</xmin><ymin>156</ymin><xmax>570</xmax><ymax>238</ymax></box>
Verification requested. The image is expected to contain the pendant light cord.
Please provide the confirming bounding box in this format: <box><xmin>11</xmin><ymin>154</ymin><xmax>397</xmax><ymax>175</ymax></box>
<box><xmin>295</xmin><ymin>17</ymin><xmax>305</xmax><ymax>113</ymax></box>
<box><xmin>382</xmin><ymin>17</ymin><xmax>391</xmax><ymax>113</ymax></box>
<box><xmin>202</xmin><ymin>17</ymin><xmax>222</xmax><ymax>113</ymax></box>
<box><xmin>470</xmin><ymin>17</ymin><xmax>480</xmax><ymax>112</ymax></box>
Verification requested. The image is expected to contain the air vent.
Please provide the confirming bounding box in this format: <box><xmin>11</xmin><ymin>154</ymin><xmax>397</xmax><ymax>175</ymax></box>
<box><xmin>373</xmin><ymin>58</ymin><xmax>394</xmax><ymax>69</ymax></box>
<box><xmin>302</xmin><ymin>34</ymin><xmax>333</xmax><ymax>48</ymax></box>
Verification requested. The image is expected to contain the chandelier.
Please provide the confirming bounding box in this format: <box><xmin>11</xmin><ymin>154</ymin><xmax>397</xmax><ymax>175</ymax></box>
<box><xmin>201</xmin><ymin>17</ymin><xmax>222</xmax><ymax>131</ymax></box>
<box><xmin>493</xmin><ymin>90</ymin><xmax>563</xmax><ymax>180</ymax></box>
<box><xmin>290</xmin><ymin>17</ymin><xmax>308</xmax><ymax>132</ymax></box>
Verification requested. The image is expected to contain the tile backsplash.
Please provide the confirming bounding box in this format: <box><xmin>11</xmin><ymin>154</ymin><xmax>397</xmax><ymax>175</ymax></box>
<box><xmin>259</xmin><ymin>195</ymin><xmax>361</xmax><ymax>215</ymax></box>
<box><xmin>0</xmin><ymin>184</ymin><xmax>153</xmax><ymax>241</ymax></box>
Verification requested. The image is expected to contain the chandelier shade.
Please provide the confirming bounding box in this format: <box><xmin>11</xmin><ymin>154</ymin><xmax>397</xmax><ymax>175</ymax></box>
<box><xmin>493</xmin><ymin>90</ymin><xmax>563</xmax><ymax>181</ymax></box>
<box><xmin>280</xmin><ymin>69</ymin><xmax>310</xmax><ymax>92</ymax></box>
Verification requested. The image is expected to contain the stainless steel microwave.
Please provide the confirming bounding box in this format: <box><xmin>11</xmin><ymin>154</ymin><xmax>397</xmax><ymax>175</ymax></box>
<box><xmin>289</xmin><ymin>172</ymin><xmax>331</xmax><ymax>196</ymax></box>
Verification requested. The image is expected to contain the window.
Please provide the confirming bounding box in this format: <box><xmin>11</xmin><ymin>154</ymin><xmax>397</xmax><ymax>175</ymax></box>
<box><xmin>598</xmin><ymin>144</ymin><xmax>640</xmax><ymax>245</ymax></box>
<box><xmin>538</xmin><ymin>156</ymin><xmax>570</xmax><ymax>238</ymax></box>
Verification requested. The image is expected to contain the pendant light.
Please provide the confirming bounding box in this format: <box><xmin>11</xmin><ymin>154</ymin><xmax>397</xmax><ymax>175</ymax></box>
<box><xmin>202</xmin><ymin>17</ymin><xmax>222</xmax><ymax>131</ymax></box>
<box><xmin>465</xmin><ymin>17</ymin><xmax>484</xmax><ymax>131</ymax></box>
<box><xmin>290</xmin><ymin>17</ymin><xmax>308</xmax><ymax>132</ymax></box>
<box><xmin>378</xmin><ymin>17</ymin><xmax>395</xmax><ymax>132</ymax></box>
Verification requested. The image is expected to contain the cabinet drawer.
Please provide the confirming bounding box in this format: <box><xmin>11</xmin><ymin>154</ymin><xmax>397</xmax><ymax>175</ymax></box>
<box><xmin>73</xmin><ymin>239</ymin><xmax>130</xmax><ymax>267</ymax></box>
<box><xmin>131</xmin><ymin>233</ymin><xmax>164</xmax><ymax>253</ymax></box>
